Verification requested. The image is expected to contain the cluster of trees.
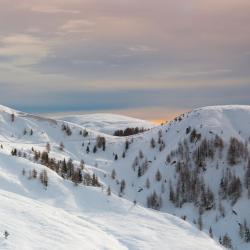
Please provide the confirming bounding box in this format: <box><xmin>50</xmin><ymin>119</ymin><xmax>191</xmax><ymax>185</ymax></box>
<box><xmin>163</xmin><ymin>132</ymin><xmax>250</xmax><ymax>248</ymax></box>
<box><xmin>150</xmin><ymin>130</ymin><xmax>166</xmax><ymax>152</ymax></box>
<box><xmin>11</xmin><ymin>147</ymin><xmax>100</xmax><ymax>188</ymax></box>
<box><xmin>193</xmin><ymin>136</ymin><xmax>224</xmax><ymax>169</ymax></box>
<box><xmin>132</xmin><ymin>150</ymin><xmax>151</xmax><ymax>178</ymax></box>
<box><xmin>23</xmin><ymin>128</ymin><xmax>33</xmax><ymax>136</ymax></box>
<box><xmin>219</xmin><ymin>234</ymin><xmax>233</xmax><ymax>249</ymax></box>
<box><xmin>39</xmin><ymin>169</ymin><xmax>49</xmax><ymax>187</ymax></box>
<box><xmin>219</xmin><ymin>168</ymin><xmax>242</xmax><ymax>204</ymax></box>
<box><xmin>244</xmin><ymin>159</ymin><xmax>250</xmax><ymax>197</ymax></box>
<box><xmin>11</xmin><ymin>148</ymin><xmax>28</xmax><ymax>158</ymax></box>
<box><xmin>109</xmin><ymin>169</ymin><xmax>126</xmax><ymax>195</ymax></box>
<box><xmin>82</xmin><ymin>172</ymin><xmax>100</xmax><ymax>187</ymax></box>
<box><xmin>190</xmin><ymin>129</ymin><xmax>201</xmax><ymax>143</ymax></box>
<box><xmin>22</xmin><ymin>168</ymin><xmax>48</xmax><ymax>187</ymax></box>
<box><xmin>147</xmin><ymin>191</ymin><xmax>162</xmax><ymax>210</ymax></box>
<box><xmin>157</xmin><ymin>130</ymin><xmax>166</xmax><ymax>152</ymax></box>
<box><xmin>79</xmin><ymin>129</ymin><xmax>88</xmax><ymax>137</ymax></box>
<box><xmin>166</xmin><ymin>134</ymin><xmax>250</xmax><ymax>211</ymax></box>
<box><xmin>96</xmin><ymin>136</ymin><xmax>106</xmax><ymax>151</ymax></box>
<box><xmin>169</xmin><ymin>161</ymin><xmax>215</xmax><ymax>212</ymax></box>
<box><xmin>166</xmin><ymin>139</ymin><xmax>190</xmax><ymax>166</ymax></box>
<box><xmin>113</xmin><ymin>127</ymin><xmax>148</xmax><ymax>137</ymax></box>
<box><xmin>61</xmin><ymin>123</ymin><xmax>72</xmax><ymax>136</ymax></box>
<box><xmin>121</xmin><ymin>139</ymin><xmax>131</xmax><ymax>158</ymax></box>
<box><xmin>227</xmin><ymin>137</ymin><xmax>248</xmax><ymax>166</ymax></box>
<box><xmin>85</xmin><ymin>136</ymin><xmax>107</xmax><ymax>154</ymax></box>
<box><xmin>239</xmin><ymin>219</ymin><xmax>250</xmax><ymax>243</ymax></box>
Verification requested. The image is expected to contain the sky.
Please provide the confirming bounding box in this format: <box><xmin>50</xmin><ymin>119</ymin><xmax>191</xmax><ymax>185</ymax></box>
<box><xmin>0</xmin><ymin>0</ymin><xmax>250</xmax><ymax>121</ymax></box>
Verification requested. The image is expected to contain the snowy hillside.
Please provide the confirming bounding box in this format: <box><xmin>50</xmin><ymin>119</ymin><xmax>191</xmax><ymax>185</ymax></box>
<box><xmin>55</xmin><ymin>113</ymin><xmax>154</xmax><ymax>135</ymax></box>
<box><xmin>2</xmin><ymin>104</ymin><xmax>250</xmax><ymax>249</ymax></box>
<box><xmin>0</xmin><ymin>146</ymin><xmax>220</xmax><ymax>250</ymax></box>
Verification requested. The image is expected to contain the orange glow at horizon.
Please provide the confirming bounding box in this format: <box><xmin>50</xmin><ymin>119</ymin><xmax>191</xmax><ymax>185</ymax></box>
<box><xmin>151</xmin><ymin>119</ymin><xmax>168</xmax><ymax>125</ymax></box>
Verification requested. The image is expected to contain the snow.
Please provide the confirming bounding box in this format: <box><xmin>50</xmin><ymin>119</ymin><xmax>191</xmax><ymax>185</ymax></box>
<box><xmin>55</xmin><ymin>113</ymin><xmax>154</xmax><ymax>135</ymax></box>
<box><xmin>0</xmin><ymin>151</ymin><xmax>221</xmax><ymax>250</ymax></box>
<box><xmin>3</xmin><ymin>104</ymin><xmax>249</xmax><ymax>249</ymax></box>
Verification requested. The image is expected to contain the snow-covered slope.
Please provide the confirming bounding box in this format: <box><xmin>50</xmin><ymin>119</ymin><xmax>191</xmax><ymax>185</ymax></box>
<box><xmin>2</xmin><ymin>104</ymin><xmax>250</xmax><ymax>249</ymax></box>
<box><xmin>0</xmin><ymin>151</ymin><xmax>220</xmax><ymax>250</ymax></box>
<box><xmin>55</xmin><ymin>113</ymin><xmax>154</xmax><ymax>135</ymax></box>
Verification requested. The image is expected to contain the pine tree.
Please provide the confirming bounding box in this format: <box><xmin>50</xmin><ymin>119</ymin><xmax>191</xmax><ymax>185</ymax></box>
<box><xmin>72</xmin><ymin>168</ymin><xmax>82</xmax><ymax>185</ymax></box>
<box><xmin>66</xmin><ymin>158</ymin><xmax>74</xmax><ymax>178</ymax></box>
<box><xmin>40</xmin><ymin>169</ymin><xmax>48</xmax><ymax>187</ymax></box>
<box><xmin>11</xmin><ymin>113</ymin><xmax>15</xmax><ymax>122</ymax></box>
<box><xmin>11</xmin><ymin>148</ymin><xmax>17</xmax><ymax>156</ymax></box>
<box><xmin>147</xmin><ymin>191</ymin><xmax>162</xmax><ymax>210</ymax></box>
<box><xmin>59</xmin><ymin>142</ymin><xmax>64</xmax><ymax>151</ymax></box>
<box><xmin>107</xmin><ymin>186</ymin><xmax>111</xmax><ymax>196</ymax></box>
<box><xmin>146</xmin><ymin>178</ymin><xmax>150</xmax><ymax>189</ymax></box>
<box><xmin>41</xmin><ymin>151</ymin><xmax>49</xmax><ymax>165</ymax></box>
<box><xmin>83</xmin><ymin>129</ymin><xmax>88</xmax><ymax>137</ymax></box>
<box><xmin>120</xmin><ymin>179</ymin><xmax>126</xmax><ymax>193</ymax></box>
<box><xmin>198</xmin><ymin>215</ymin><xmax>203</xmax><ymax>230</ymax></box>
<box><xmin>161</xmin><ymin>182</ymin><xmax>165</xmax><ymax>193</ymax></box>
<box><xmin>79</xmin><ymin>160</ymin><xmax>85</xmax><ymax>170</ymax></box>
<box><xmin>169</xmin><ymin>180</ymin><xmax>175</xmax><ymax>202</ymax></box>
<box><xmin>138</xmin><ymin>166</ymin><xmax>142</xmax><ymax>177</ymax></box>
<box><xmin>111</xmin><ymin>169</ymin><xmax>116</xmax><ymax>180</ymax></box>
<box><xmin>245</xmin><ymin>159</ymin><xmax>250</xmax><ymax>197</ymax></box>
<box><xmin>83</xmin><ymin>173</ymin><xmax>92</xmax><ymax>185</ymax></box>
<box><xmin>125</xmin><ymin>140</ymin><xmax>129</xmax><ymax>151</ymax></box>
<box><xmin>244</xmin><ymin>220</ymin><xmax>250</xmax><ymax>242</ymax></box>
<box><xmin>239</xmin><ymin>223</ymin><xmax>244</xmax><ymax>239</ymax></box>
<box><xmin>155</xmin><ymin>169</ymin><xmax>162</xmax><ymax>182</ymax></box>
<box><xmin>132</xmin><ymin>156</ymin><xmax>139</xmax><ymax>170</ymax></box>
<box><xmin>150</xmin><ymin>138</ymin><xmax>156</xmax><ymax>148</ymax></box>
<box><xmin>61</xmin><ymin>159</ymin><xmax>67</xmax><ymax>175</ymax></box>
<box><xmin>46</xmin><ymin>142</ymin><xmax>51</xmax><ymax>153</ymax></box>
<box><xmin>139</xmin><ymin>150</ymin><xmax>144</xmax><ymax>159</ymax></box>
<box><xmin>209</xmin><ymin>227</ymin><xmax>213</xmax><ymax>238</ymax></box>
<box><xmin>32</xmin><ymin>169</ymin><xmax>37</xmax><ymax>178</ymax></box>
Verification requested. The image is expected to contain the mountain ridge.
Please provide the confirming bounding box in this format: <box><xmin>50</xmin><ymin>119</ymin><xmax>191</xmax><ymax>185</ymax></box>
<box><xmin>2</xmin><ymin>104</ymin><xmax>250</xmax><ymax>249</ymax></box>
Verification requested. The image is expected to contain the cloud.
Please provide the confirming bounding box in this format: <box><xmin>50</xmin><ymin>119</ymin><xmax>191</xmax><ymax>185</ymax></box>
<box><xmin>128</xmin><ymin>45</ymin><xmax>158</xmax><ymax>53</ymax></box>
<box><xmin>0</xmin><ymin>33</ymin><xmax>76</xmax><ymax>94</ymax></box>
<box><xmin>0</xmin><ymin>34</ymin><xmax>50</xmax><ymax>66</ymax></box>
<box><xmin>0</xmin><ymin>0</ymin><xmax>249</xmax><ymax>117</ymax></box>
<box><xmin>71</xmin><ymin>59</ymin><xmax>104</xmax><ymax>65</ymax></box>
<box><xmin>27</xmin><ymin>5</ymin><xmax>80</xmax><ymax>14</ymax></box>
<box><xmin>60</xmin><ymin>19</ymin><xmax>95</xmax><ymax>33</ymax></box>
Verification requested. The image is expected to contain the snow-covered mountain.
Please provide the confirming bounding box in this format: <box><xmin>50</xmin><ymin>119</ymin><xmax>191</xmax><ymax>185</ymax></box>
<box><xmin>55</xmin><ymin>113</ymin><xmax>154</xmax><ymax>135</ymax></box>
<box><xmin>2</xmin><ymin>104</ymin><xmax>250</xmax><ymax>249</ymax></box>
